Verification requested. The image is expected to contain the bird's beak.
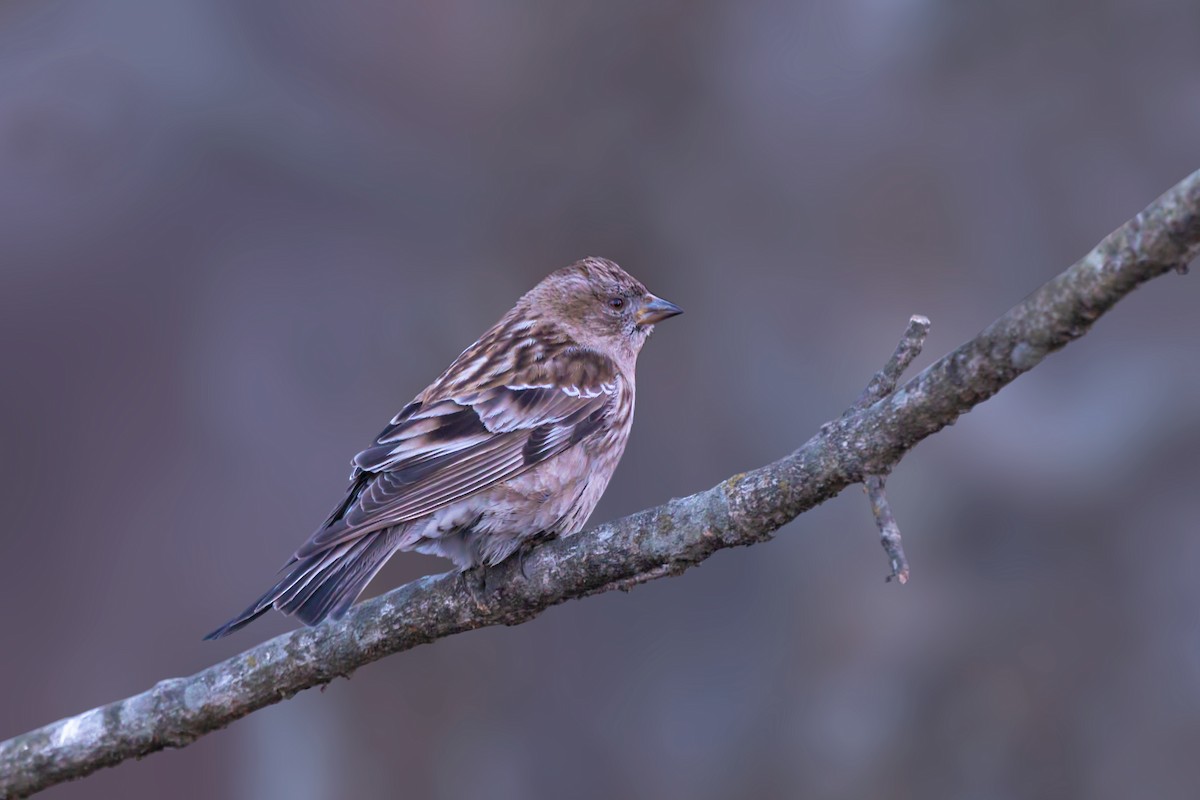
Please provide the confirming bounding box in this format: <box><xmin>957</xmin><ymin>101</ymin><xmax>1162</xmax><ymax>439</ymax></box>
<box><xmin>635</xmin><ymin>294</ymin><xmax>683</xmax><ymax>325</ymax></box>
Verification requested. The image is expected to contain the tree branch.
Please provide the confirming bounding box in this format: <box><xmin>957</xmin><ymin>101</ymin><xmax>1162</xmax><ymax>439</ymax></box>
<box><xmin>4</xmin><ymin>170</ymin><xmax>1200</xmax><ymax>799</ymax></box>
<box><xmin>853</xmin><ymin>314</ymin><xmax>932</xmax><ymax>413</ymax></box>
<box><xmin>851</xmin><ymin>314</ymin><xmax>931</xmax><ymax>582</ymax></box>
<box><xmin>865</xmin><ymin>474</ymin><xmax>910</xmax><ymax>584</ymax></box>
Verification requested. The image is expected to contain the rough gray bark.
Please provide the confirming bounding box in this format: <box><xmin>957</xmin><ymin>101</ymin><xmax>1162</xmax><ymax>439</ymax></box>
<box><xmin>3</xmin><ymin>170</ymin><xmax>1199</xmax><ymax>799</ymax></box>
<box><xmin>854</xmin><ymin>314</ymin><xmax>932</xmax><ymax>584</ymax></box>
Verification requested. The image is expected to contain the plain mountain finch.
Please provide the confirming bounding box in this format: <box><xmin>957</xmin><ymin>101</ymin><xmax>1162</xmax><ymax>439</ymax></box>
<box><xmin>206</xmin><ymin>257</ymin><xmax>681</xmax><ymax>638</ymax></box>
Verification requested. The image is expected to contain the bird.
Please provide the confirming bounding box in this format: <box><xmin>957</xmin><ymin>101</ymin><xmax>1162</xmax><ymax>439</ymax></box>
<box><xmin>204</xmin><ymin>257</ymin><xmax>682</xmax><ymax>639</ymax></box>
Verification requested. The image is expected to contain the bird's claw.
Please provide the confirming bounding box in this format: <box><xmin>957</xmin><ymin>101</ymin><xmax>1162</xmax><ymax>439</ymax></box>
<box><xmin>459</xmin><ymin>566</ymin><xmax>489</xmax><ymax>611</ymax></box>
<box><xmin>518</xmin><ymin>542</ymin><xmax>535</xmax><ymax>580</ymax></box>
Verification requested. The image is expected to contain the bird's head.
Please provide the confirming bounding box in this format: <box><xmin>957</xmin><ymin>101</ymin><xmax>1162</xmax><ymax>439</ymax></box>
<box><xmin>528</xmin><ymin>257</ymin><xmax>682</xmax><ymax>361</ymax></box>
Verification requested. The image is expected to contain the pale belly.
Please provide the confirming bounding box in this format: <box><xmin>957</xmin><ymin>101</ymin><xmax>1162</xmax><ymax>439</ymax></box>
<box><xmin>402</xmin><ymin>433</ymin><xmax>627</xmax><ymax>569</ymax></box>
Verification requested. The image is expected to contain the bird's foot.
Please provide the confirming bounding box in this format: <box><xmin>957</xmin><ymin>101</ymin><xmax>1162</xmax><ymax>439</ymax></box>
<box><xmin>516</xmin><ymin>536</ymin><xmax>552</xmax><ymax>580</ymax></box>
<box><xmin>459</xmin><ymin>565</ymin><xmax>489</xmax><ymax>611</ymax></box>
<box><xmin>517</xmin><ymin>542</ymin><xmax>535</xmax><ymax>580</ymax></box>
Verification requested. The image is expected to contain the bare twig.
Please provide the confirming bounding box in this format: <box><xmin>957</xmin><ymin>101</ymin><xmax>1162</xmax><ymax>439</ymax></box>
<box><xmin>853</xmin><ymin>315</ymin><xmax>932</xmax><ymax>412</ymax></box>
<box><xmin>865</xmin><ymin>475</ymin><xmax>909</xmax><ymax>584</ymax></box>
<box><xmin>3</xmin><ymin>171</ymin><xmax>1200</xmax><ymax>800</ymax></box>
<box><xmin>852</xmin><ymin>316</ymin><xmax>931</xmax><ymax>581</ymax></box>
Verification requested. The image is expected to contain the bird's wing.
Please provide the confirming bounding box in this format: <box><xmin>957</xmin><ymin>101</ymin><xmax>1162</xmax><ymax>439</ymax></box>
<box><xmin>295</xmin><ymin>348</ymin><xmax>620</xmax><ymax>558</ymax></box>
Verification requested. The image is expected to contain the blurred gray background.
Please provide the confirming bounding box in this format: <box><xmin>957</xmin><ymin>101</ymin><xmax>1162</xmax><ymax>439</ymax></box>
<box><xmin>3</xmin><ymin>1</ymin><xmax>1200</xmax><ymax>798</ymax></box>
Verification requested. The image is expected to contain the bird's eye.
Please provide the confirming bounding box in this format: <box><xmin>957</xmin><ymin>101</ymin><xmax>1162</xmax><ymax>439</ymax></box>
<box><xmin>608</xmin><ymin>296</ymin><xmax>625</xmax><ymax>310</ymax></box>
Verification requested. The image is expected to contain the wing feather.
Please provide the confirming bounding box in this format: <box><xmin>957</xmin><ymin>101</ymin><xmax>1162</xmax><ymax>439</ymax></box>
<box><xmin>296</xmin><ymin>348</ymin><xmax>620</xmax><ymax>558</ymax></box>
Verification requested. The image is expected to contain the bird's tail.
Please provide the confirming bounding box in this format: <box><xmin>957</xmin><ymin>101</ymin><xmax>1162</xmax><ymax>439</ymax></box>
<box><xmin>203</xmin><ymin>529</ymin><xmax>398</xmax><ymax>640</ymax></box>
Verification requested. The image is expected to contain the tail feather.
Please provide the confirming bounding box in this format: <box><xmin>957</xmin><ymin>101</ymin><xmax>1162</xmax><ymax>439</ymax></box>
<box><xmin>202</xmin><ymin>598</ymin><xmax>273</xmax><ymax>640</ymax></box>
<box><xmin>290</xmin><ymin>532</ymin><xmax>396</xmax><ymax>626</ymax></box>
<box><xmin>273</xmin><ymin>539</ymin><xmax>362</xmax><ymax>611</ymax></box>
<box><xmin>203</xmin><ymin>530</ymin><xmax>397</xmax><ymax>640</ymax></box>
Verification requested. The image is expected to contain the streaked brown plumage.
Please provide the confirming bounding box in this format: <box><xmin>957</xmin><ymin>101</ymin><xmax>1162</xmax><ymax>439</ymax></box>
<box><xmin>205</xmin><ymin>257</ymin><xmax>681</xmax><ymax>638</ymax></box>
